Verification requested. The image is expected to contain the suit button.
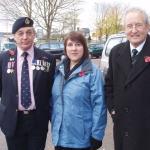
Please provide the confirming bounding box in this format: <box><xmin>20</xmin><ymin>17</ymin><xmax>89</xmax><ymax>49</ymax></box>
<box><xmin>124</xmin><ymin>107</ymin><xmax>129</xmax><ymax>112</ymax></box>
<box><xmin>124</xmin><ymin>131</ymin><xmax>129</xmax><ymax>137</ymax></box>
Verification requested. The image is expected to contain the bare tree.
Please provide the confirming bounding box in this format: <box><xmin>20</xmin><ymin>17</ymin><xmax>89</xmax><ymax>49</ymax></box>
<box><xmin>57</xmin><ymin>4</ymin><xmax>81</xmax><ymax>35</ymax></box>
<box><xmin>0</xmin><ymin>0</ymin><xmax>82</xmax><ymax>40</ymax></box>
<box><xmin>94</xmin><ymin>2</ymin><xmax>128</xmax><ymax>40</ymax></box>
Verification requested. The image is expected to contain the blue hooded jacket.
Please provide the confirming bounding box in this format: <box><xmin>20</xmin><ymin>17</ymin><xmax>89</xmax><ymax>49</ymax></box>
<box><xmin>51</xmin><ymin>58</ymin><xmax>107</xmax><ymax>148</ymax></box>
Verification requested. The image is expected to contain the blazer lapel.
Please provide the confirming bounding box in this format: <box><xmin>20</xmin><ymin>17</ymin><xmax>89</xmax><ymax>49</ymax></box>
<box><xmin>11</xmin><ymin>49</ymin><xmax>18</xmax><ymax>93</ymax></box>
<box><xmin>125</xmin><ymin>36</ymin><xmax>150</xmax><ymax>85</ymax></box>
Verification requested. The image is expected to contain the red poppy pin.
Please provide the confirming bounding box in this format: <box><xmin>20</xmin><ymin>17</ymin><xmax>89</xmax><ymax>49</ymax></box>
<box><xmin>79</xmin><ymin>71</ymin><xmax>85</xmax><ymax>77</ymax></box>
<box><xmin>8</xmin><ymin>49</ymin><xmax>15</xmax><ymax>56</ymax></box>
<box><xmin>144</xmin><ymin>56</ymin><xmax>150</xmax><ymax>62</ymax></box>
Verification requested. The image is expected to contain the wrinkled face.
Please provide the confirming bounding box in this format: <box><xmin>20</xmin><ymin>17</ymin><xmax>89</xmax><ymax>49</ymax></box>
<box><xmin>66</xmin><ymin>39</ymin><xmax>84</xmax><ymax>65</ymax></box>
<box><xmin>124</xmin><ymin>12</ymin><xmax>150</xmax><ymax>48</ymax></box>
<box><xmin>14</xmin><ymin>27</ymin><xmax>35</xmax><ymax>51</ymax></box>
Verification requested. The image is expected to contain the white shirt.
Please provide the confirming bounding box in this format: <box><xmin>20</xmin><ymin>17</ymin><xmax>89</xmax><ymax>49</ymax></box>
<box><xmin>130</xmin><ymin>40</ymin><xmax>146</xmax><ymax>57</ymax></box>
<box><xmin>17</xmin><ymin>46</ymin><xmax>36</xmax><ymax>110</ymax></box>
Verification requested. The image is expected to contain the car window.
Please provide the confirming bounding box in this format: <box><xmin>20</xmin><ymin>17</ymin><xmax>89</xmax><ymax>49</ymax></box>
<box><xmin>4</xmin><ymin>43</ymin><xmax>16</xmax><ymax>49</ymax></box>
<box><xmin>59</xmin><ymin>43</ymin><xmax>64</xmax><ymax>49</ymax></box>
<box><xmin>50</xmin><ymin>43</ymin><xmax>59</xmax><ymax>49</ymax></box>
<box><xmin>39</xmin><ymin>43</ymin><xmax>50</xmax><ymax>49</ymax></box>
<box><xmin>39</xmin><ymin>43</ymin><xmax>60</xmax><ymax>49</ymax></box>
<box><xmin>105</xmin><ymin>37</ymin><xmax>127</xmax><ymax>56</ymax></box>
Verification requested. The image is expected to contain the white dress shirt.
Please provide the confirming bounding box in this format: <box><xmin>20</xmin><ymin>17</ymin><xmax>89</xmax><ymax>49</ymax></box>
<box><xmin>130</xmin><ymin>40</ymin><xmax>146</xmax><ymax>57</ymax></box>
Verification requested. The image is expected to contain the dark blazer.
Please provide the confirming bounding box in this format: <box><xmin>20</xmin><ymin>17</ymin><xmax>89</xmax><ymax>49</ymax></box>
<box><xmin>0</xmin><ymin>47</ymin><xmax>56</xmax><ymax>137</ymax></box>
<box><xmin>105</xmin><ymin>35</ymin><xmax>150</xmax><ymax>150</ymax></box>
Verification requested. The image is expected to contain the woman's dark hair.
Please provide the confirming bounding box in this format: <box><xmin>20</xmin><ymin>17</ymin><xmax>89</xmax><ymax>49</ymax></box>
<box><xmin>64</xmin><ymin>31</ymin><xmax>89</xmax><ymax>59</ymax></box>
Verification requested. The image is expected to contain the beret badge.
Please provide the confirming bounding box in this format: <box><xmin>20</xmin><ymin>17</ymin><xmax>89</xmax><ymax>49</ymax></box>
<box><xmin>25</xmin><ymin>18</ymin><xmax>30</xmax><ymax>25</ymax></box>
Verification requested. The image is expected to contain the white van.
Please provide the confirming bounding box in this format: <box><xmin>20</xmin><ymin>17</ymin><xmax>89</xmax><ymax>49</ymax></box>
<box><xmin>100</xmin><ymin>33</ymin><xmax>127</xmax><ymax>75</ymax></box>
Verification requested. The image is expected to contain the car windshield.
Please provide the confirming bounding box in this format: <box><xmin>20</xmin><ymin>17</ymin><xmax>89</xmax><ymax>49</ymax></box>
<box><xmin>39</xmin><ymin>43</ymin><xmax>60</xmax><ymax>50</ymax></box>
<box><xmin>59</xmin><ymin>43</ymin><xmax>64</xmax><ymax>49</ymax></box>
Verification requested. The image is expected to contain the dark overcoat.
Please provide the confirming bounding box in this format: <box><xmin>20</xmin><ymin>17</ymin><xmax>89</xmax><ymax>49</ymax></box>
<box><xmin>105</xmin><ymin>35</ymin><xmax>150</xmax><ymax>150</ymax></box>
<box><xmin>0</xmin><ymin>47</ymin><xmax>56</xmax><ymax>137</ymax></box>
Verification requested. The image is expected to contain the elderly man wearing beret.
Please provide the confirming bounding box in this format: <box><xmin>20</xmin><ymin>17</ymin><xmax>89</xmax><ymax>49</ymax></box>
<box><xmin>0</xmin><ymin>17</ymin><xmax>56</xmax><ymax>150</ymax></box>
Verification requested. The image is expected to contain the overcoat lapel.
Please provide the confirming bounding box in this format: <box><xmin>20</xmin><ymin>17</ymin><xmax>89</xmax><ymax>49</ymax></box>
<box><xmin>12</xmin><ymin>49</ymin><xmax>18</xmax><ymax>94</ymax></box>
<box><xmin>125</xmin><ymin>35</ymin><xmax>150</xmax><ymax>85</ymax></box>
<box><xmin>117</xmin><ymin>41</ymin><xmax>132</xmax><ymax>77</ymax></box>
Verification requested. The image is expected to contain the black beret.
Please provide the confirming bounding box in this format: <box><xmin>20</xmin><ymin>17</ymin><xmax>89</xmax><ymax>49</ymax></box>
<box><xmin>12</xmin><ymin>17</ymin><xmax>34</xmax><ymax>34</ymax></box>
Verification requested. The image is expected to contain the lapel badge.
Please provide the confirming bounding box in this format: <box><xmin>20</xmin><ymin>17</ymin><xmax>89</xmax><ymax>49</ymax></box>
<box><xmin>10</xmin><ymin>58</ymin><xmax>14</xmax><ymax>61</ymax></box>
<box><xmin>7</xmin><ymin>61</ymin><xmax>15</xmax><ymax>74</ymax></box>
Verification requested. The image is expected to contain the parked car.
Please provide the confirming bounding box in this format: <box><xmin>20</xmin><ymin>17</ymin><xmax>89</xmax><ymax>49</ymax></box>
<box><xmin>100</xmin><ymin>33</ymin><xmax>127</xmax><ymax>75</ymax></box>
<box><xmin>38</xmin><ymin>41</ymin><xmax>64</xmax><ymax>59</ymax></box>
<box><xmin>88</xmin><ymin>43</ymin><xmax>104</xmax><ymax>58</ymax></box>
<box><xmin>1</xmin><ymin>42</ymin><xmax>16</xmax><ymax>51</ymax></box>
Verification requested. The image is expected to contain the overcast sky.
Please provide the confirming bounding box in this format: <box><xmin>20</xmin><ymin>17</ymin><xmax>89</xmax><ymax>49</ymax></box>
<box><xmin>79</xmin><ymin>0</ymin><xmax>150</xmax><ymax>31</ymax></box>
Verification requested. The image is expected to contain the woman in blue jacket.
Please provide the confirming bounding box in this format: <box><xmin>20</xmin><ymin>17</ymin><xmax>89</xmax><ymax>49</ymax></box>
<box><xmin>51</xmin><ymin>31</ymin><xmax>107</xmax><ymax>150</ymax></box>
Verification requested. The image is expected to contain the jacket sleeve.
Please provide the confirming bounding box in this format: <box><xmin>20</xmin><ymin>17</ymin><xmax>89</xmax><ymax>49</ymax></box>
<box><xmin>90</xmin><ymin>66</ymin><xmax>107</xmax><ymax>140</ymax></box>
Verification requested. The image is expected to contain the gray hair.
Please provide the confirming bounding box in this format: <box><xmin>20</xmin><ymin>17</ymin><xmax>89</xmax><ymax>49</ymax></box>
<box><xmin>124</xmin><ymin>7</ymin><xmax>149</xmax><ymax>24</ymax></box>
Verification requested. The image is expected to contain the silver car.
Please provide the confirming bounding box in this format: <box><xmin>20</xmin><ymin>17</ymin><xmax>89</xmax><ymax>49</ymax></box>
<box><xmin>100</xmin><ymin>33</ymin><xmax>127</xmax><ymax>75</ymax></box>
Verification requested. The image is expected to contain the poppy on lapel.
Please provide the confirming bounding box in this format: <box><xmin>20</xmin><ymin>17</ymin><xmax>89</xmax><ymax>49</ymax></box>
<box><xmin>144</xmin><ymin>56</ymin><xmax>150</xmax><ymax>62</ymax></box>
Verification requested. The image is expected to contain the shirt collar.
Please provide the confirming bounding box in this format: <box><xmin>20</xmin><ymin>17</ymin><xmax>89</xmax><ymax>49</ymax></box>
<box><xmin>17</xmin><ymin>46</ymin><xmax>34</xmax><ymax>58</ymax></box>
<box><xmin>130</xmin><ymin>40</ymin><xmax>146</xmax><ymax>54</ymax></box>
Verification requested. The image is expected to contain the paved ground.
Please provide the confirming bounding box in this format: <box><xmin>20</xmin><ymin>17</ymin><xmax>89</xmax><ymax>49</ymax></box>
<box><xmin>0</xmin><ymin>58</ymin><xmax>114</xmax><ymax>150</ymax></box>
<box><xmin>0</xmin><ymin>115</ymin><xmax>114</xmax><ymax>150</ymax></box>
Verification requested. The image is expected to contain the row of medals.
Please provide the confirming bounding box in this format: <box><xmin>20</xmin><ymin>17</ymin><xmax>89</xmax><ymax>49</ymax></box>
<box><xmin>7</xmin><ymin>59</ymin><xmax>51</xmax><ymax>74</ymax></box>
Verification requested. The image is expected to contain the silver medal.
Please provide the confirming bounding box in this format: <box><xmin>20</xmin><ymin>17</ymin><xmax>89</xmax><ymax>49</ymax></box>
<box><xmin>36</xmin><ymin>66</ymin><xmax>40</xmax><ymax>70</ymax></box>
<box><xmin>41</xmin><ymin>66</ymin><xmax>44</xmax><ymax>71</ymax></box>
<box><xmin>7</xmin><ymin>69</ymin><xmax>11</xmax><ymax>73</ymax></box>
<box><xmin>31</xmin><ymin>65</ymin><xmax>36</xmax><ymax>70</ymax></box>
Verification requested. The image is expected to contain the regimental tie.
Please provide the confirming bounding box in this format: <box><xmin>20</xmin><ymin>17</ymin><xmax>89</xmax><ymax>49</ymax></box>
<box><xmin>131</xmin><ymin>49</ymin><xmax>138</xmax><ymax>65</ymax></box>
<box><xmin>21</xmin><ymin>52</ymin><xmax>31</xmax><ymax>109</ymax></box>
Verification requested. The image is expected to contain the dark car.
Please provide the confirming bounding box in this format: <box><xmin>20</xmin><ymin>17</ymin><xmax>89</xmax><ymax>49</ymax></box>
<box><xmin>38</xmin><ymin>41</ymin><xmax>64</xmax><ymax>59</ymax></box>
<box><xmin>88</xmin><ymin>43</ymin><xmax>104</xmax><ymax>58</ymax></box>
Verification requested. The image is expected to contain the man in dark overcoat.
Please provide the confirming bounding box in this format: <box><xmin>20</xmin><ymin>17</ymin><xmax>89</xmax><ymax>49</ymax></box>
<box><xmin>105</xmin><ymin>8</ymin><xmax>150</xmax><ymax>150</ymax></box>
<box><xmin>0</xmin><ymin>17</ymin><xmax>56</xmax><ymax>150</ymax></box>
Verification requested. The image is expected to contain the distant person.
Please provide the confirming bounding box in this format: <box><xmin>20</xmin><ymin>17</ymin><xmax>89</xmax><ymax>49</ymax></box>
<box><xmin>105</xmin><ymin>7</ymin><xmax>150</xmax><ymax>150</ymax></box>
<box><xmin>0</xmin><ymin>17</ymin><xmax>56</xmax><ymax>150</ymax></box>
<box><xmin>51</xmin><ymin>31</ymin><xmax>107</xmax><ymax>150</ymax></box>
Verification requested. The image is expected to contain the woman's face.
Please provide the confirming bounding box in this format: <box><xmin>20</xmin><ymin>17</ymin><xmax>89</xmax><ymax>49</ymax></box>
<box><xmin>65</xmin><ymin>39</ymin><xmax>84</xmax><ymax>64</ymax></box>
